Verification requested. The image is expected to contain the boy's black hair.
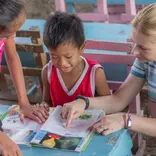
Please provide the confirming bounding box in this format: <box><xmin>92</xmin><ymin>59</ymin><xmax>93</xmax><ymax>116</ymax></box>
<box><xmin>43</xmin><ymin>11</ymin><xmax>85</xmax><ymax>49</ymax></box>
<box><xmin>0</xmin><ymin>0</ymin><xmax>25</xmax><ymax>29</ymax></box>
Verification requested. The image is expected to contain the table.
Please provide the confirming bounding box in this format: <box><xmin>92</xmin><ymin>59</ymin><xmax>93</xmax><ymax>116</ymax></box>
<box><xmin>0</xmin><ymin>104</ymin><xmax>133</xmax><ymax>156</ymax></box>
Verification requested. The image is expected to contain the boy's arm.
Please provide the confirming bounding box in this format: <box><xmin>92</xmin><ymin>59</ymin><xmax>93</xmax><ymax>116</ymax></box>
<box><xmin>95</xmin><ymin>68</ymin><xmax>110</xmax><ymax>96</ymax></box>
<box><xmin>42</xmin><ymin>64</ymin><xmax>51</xmax><ymax>106</ymax></box>
<box><xmin>88</xmin><ymin>74</ymin><xmax>145</xmax><ymax>114</ymax></box>
<box><xmin>4</xmin><ymin>36</ymin><xmax>47</xmax><ymax>123</ymax></box>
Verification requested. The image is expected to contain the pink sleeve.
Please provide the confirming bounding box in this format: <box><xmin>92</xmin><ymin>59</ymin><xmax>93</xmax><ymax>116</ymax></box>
<box><xmin>0</xmin><ymin>40</ymin><xmax>5</xmax><ymax>71</ymax></box>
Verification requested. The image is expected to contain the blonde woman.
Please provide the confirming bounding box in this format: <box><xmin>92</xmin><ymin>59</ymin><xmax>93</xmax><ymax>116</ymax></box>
<box><xmin>61</xmin><ymin>4</ymin><xmax>156</xmax><ymax>137</ymax></box>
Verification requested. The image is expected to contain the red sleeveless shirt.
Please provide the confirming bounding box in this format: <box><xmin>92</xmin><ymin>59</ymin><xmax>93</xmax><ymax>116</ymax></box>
<box><xmin>48</xmin><ymin>57</ymin><xmax>102</xmax><ymax>107</ymax></box>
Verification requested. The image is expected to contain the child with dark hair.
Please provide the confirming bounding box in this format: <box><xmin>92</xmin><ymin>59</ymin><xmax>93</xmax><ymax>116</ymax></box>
<box><xmin>37</xmin><ymin>12</ymin><xmax>110</xmax><ymax>112</ymax></box>
<box><xmin>0</xmin><ymin>1</ymin><xmax>48</xmax><ymax>155</ymax></box>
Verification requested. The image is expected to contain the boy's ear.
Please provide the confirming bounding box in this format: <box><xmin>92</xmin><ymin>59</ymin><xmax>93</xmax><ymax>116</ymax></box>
<box><xmin>79</xmin><ymin>41</ymin><xmax>86</xmax><ymax>54</ymax></box>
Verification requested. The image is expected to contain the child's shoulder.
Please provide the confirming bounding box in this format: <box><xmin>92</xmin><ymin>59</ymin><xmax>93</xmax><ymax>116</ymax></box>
<box><xmin>83</xmin><ymin>57</ymin><xmax>101</xmax><ymax>67</ymax></box>
<box><xmin>42</xmin><ymin>61</ymin><xmax>52</xmax><ymax>74</ymax></box>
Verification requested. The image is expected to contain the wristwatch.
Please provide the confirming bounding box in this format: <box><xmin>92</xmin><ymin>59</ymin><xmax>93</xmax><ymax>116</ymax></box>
<box><xmin>76</xmin><ymin>95</ymin><xmax>90</xmax><ymax>110</ymax></box>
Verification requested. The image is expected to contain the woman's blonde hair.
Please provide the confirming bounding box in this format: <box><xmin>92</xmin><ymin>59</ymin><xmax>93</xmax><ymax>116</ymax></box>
<box><xmin>131</xmin><ymin>3</ymin><xmax>156</xmax><ymax>36</ymax></box>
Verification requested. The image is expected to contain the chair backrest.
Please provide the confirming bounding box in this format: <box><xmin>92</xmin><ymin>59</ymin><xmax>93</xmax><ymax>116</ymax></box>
<box><xmin>83</xmin><ymin>40</ymin><xmax>134</xmax><ymax>89</ymax></box>
<box><xmin>55</xmin><ymin>0</ymin><xmax>109</xmax><ymax>22</ymax></box>
<box><xmin>65</xmin><ymin>0</ymin><xmax>155</xmax><ymax>5</ymax></box>
<box><xmin>15</xmin><ymin>27</ymin><xmax>47</xmax><ymax>91</ymax></box>
<box><xmin>55</xmin><ymin>0</ymin><xmax>155</xmax><ymax>23</ymax></box>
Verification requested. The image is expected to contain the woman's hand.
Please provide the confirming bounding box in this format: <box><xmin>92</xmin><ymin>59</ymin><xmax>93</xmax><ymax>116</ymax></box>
<box><xmin>61</xmin><ymin>99</ymin><xmax>86</xmax><ymax>127</ymax></box>
<box><xmin>91</xmin><ymin>113</ymin><xmax>125</xmax><ymax>135</ymax></box>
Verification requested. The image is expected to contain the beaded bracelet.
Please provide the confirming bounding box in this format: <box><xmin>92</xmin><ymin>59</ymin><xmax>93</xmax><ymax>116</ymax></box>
<box><xmin>122</xmin><ymin>114</ymin><xmax>127</xmax><ymax>129</ymax></box>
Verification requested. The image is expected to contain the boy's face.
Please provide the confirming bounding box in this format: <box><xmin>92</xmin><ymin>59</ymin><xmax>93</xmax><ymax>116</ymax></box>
<box><xmin>131</xmin><ymin>27</ymin><xmax>156</xmax><ymax>62</ymax></box>
<box><xmin>49</xmin><ymin>43</ymin><xmax>84</xmax><ymax>73</ymax></box>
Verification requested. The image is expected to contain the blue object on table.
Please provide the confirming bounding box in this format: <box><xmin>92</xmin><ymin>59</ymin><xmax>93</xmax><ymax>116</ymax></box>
<box><xmin>0</xmin><ymin>104</ymin><xmax>133</xmax><ymax>156</ymax></box>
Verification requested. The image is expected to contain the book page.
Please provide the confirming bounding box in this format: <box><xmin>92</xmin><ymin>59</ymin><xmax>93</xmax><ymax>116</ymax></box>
<box><xmin>4</xmin><ymin>129</ymin><xmax>36</xmax><ymax>146</ymax></box>
<box><xmin>41</xmin><ymin>106</ymin><xmax>103</xmax><ymax>137</ymax></box>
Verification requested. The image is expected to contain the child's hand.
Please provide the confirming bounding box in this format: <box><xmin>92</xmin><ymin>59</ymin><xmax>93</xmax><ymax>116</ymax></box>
<box><xmin>19</xmin><ymin>103</ymin><xmax>49</xmax><ymax>124</ymax></box>
<box><xmin>0</xmin><ymin>131</ymin><xmax>22</xmax><ymax>156</ymax></box>
<box><xmin>35</xmin><ymin>102</ymin><xmax>50</xmax><ymax>112</ymax></box>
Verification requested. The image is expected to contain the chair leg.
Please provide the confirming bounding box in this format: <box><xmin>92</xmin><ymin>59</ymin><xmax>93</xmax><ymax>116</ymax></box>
<box><xmin>131</xmin><ymin>132</ymin><xmax>146</xmax><ymax>156</ymax></box>
<box><xmin>135</xmin><ymin>140</ymin><xmax>146</xmax><ymax>156</ymax></box>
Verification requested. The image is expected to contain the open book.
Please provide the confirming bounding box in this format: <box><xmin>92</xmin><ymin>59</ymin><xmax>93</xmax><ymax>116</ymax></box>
<box><xmin>1</xmin><ymin>105</ymin><xmax>104</xmax><ymax>152</ymax></box>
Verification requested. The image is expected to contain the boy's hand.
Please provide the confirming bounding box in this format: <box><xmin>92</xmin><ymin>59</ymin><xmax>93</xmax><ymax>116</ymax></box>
<box><xmin>61</xmin><ymin>99</ymin><xmax>86</xmax><ymax>128</ymax></box>
<box><xmin>19</xmin><ymin>103</ymin><xmax>49</xmax><ymax>124</ymax></box>
<box><xmin>0</xmin><ymin>132</ymin><xmax>22</xmax><ymax>156</ymax></box>
<box><xmin>34</xmin><ymin>102</ymin><xmax>50</xmax><ymax>112</ymax></box>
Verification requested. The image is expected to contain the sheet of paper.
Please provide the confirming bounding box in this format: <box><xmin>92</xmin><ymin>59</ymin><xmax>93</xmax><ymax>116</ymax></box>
<box><xmin>41</xmin><ymin>106</ymin><xmax>103</xmax><ymax>137</ymax></box>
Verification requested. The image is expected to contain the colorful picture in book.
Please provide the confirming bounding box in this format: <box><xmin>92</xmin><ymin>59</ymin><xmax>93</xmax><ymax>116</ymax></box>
<box><xmin>79</xmin><ymin>113</ymin><xmax>92</xmax><ymax>120</ymax></box>
<box><xmin>40</xmin><ymin>133</ymin><xmax>82</xmax><ymax>150</ymax></box>
<box><xmin>4</xmin><ymin>106</ymin><xmax>20</xmax><ymax>124</ymax></box>
<box><xmin>23</xmin><ymin>131</ymin><xmax>37</xmax><ymax>143</ymax></box>
<box><xmin>8</xmin><ymin>106</ymin><xmax>19</xmax><ymax>116</ymax></box>
<box><xmin>4</xmin><ymin>129</ymin><xmax>36</xmax><ymax>143</ymax></box>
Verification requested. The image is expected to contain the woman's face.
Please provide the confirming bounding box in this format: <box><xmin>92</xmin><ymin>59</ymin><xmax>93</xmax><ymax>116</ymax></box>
<box><xmin>131</xmin><ymin>27</ymin><xmax>156</xmax><ymax>62</ymax></box>
<box><xmin>0</xmin><ymin>11</ymin><xmax>26</xmax><ymax>40</ymax></box>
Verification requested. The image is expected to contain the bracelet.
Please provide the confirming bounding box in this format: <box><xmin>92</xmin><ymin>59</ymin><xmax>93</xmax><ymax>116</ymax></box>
<box><xmin>122</xmin><ymin>114</ymin><xmax>127</xmax><ymax>129</ymax></box>
<box><xmin>127</xmin><ymin>113</ymin><xmax>132</xmax><ymax>129</ymax></box>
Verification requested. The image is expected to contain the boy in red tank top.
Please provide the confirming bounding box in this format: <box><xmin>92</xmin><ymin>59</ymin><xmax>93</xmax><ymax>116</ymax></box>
<box><xmin>37</xmin><ymin>12</ymin><xmax>110</xmax><ymax>109</ymax></box>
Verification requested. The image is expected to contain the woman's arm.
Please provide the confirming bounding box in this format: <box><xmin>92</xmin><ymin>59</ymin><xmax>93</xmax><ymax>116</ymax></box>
<box><xmin>5</xmin><ymin>35</ymin><xmax>48</xmax><ymax>123</ymax></box>
<box><xmin>5</xmin><ymin>35</ymin><xmax>28</xmax><ymax>105</ymax></box>
<box><xmin>92</xmin><ymin>113</ymin><xmax>156</xmax><ymax>137</ymax></box>
<box><xmin>130</xmin><ymin>114</ymin><xmax>156</xmax><ymax>136</ymax></box>
<box><xmin>61</xmin><ymin>73</ymin><xmax>145</xmax><ymax>127</ymax></box>
<box><xmin>89</xmin><ymin>73</ymin><xmax>145</xmax><ymax>114</ymax></box>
